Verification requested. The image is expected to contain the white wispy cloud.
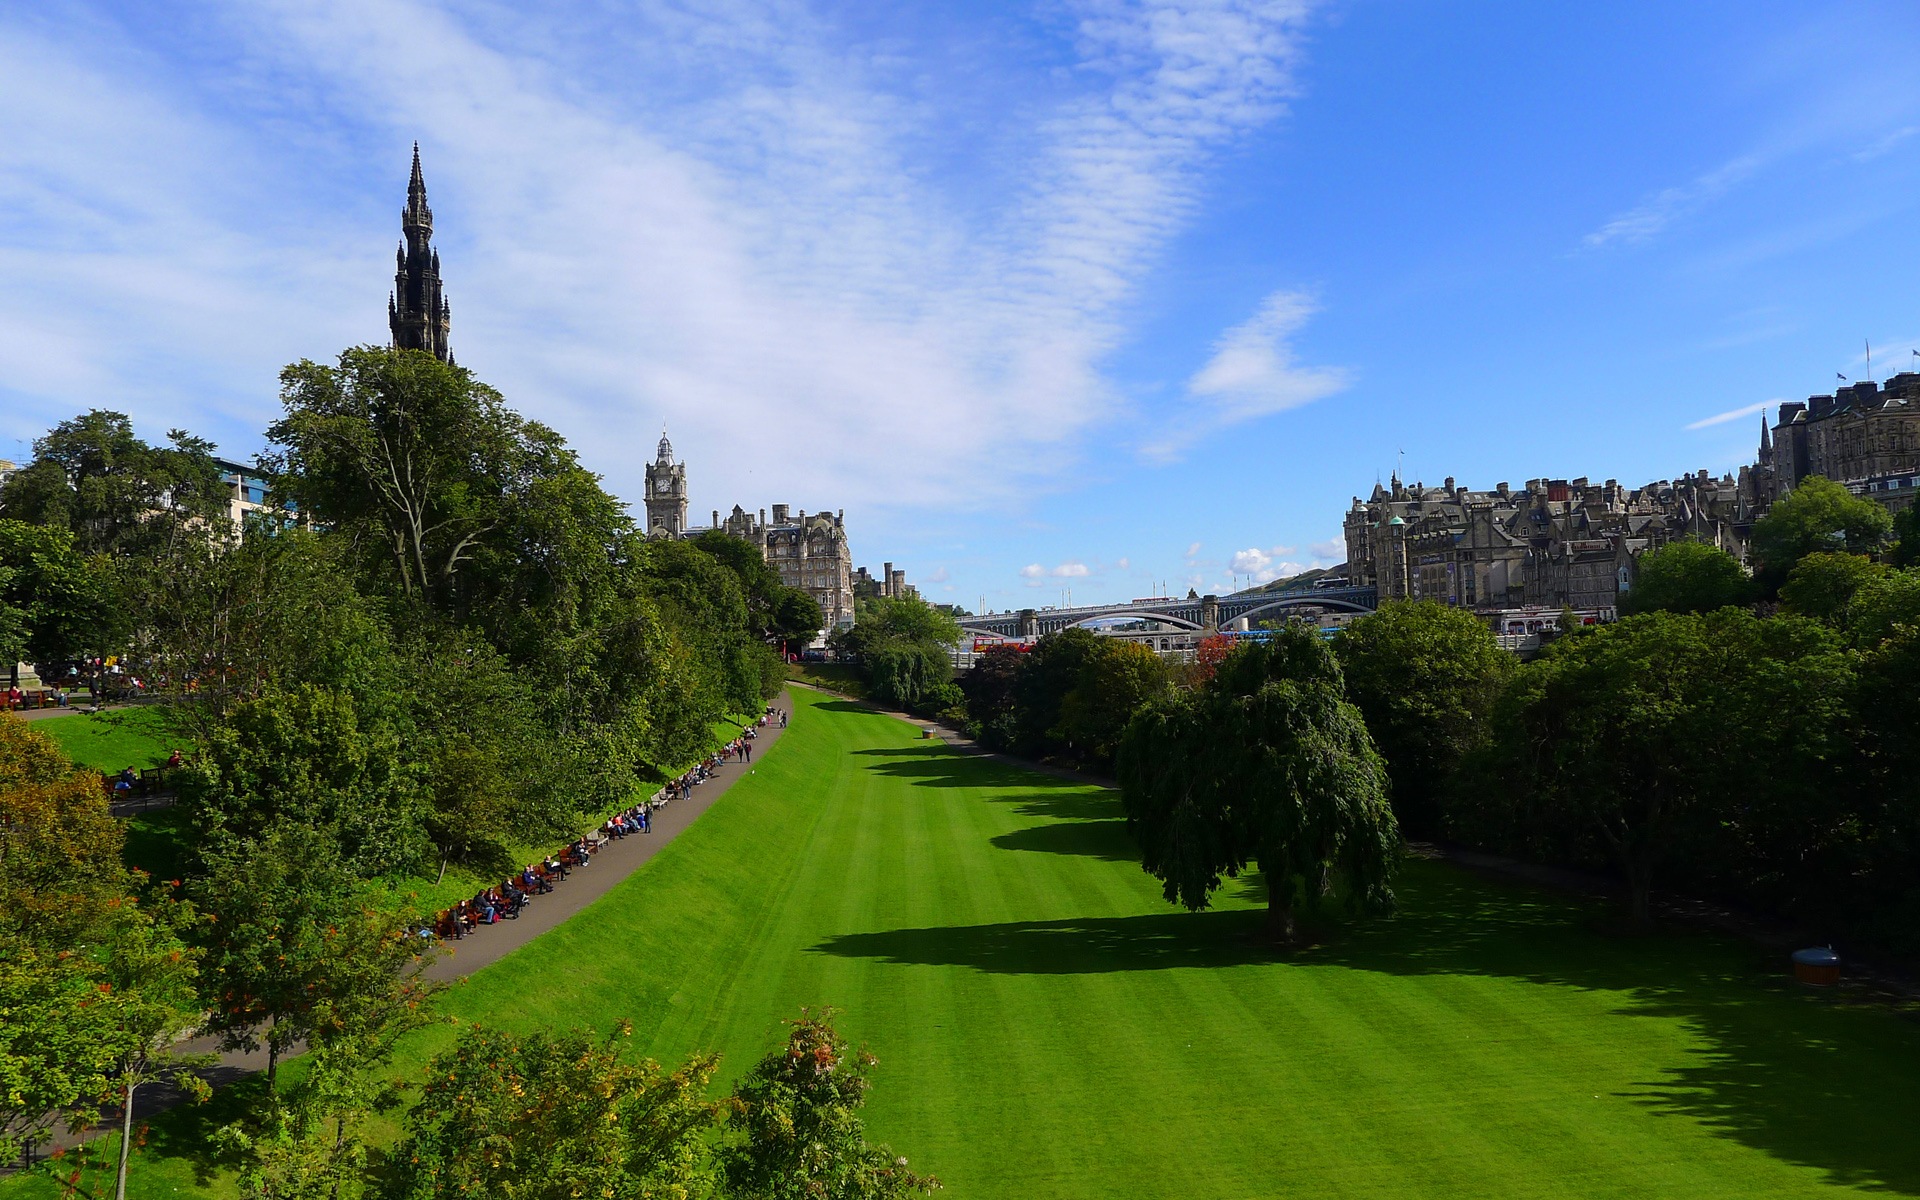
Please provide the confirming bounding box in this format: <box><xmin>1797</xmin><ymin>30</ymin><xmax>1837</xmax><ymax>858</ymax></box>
<box><xmin>1685</xmin><ymin>399</ymin><xmax>1776</xmax><ymax>431</ymax></box>
<box><xmin>1309</xmin><ymin>537</ymin><xmax>1344</xmax><ymax>559</ymax></box>
<box><xmin>0</xmin><ymin>0</ymin><xmax>1323</xmax><ymax>521</ymax></box>
<box><xmin>1143</xmin><ymin>288</ymin><xmax>1347</xmax><ymax>461</ymax></box>
<box><xmin>1052</xmin><ymin>562</ymin><xmax>1091</xmax><ymax>578</ymax></box>
<box><xmin>1583</xmin><ymin>154</ymin><xmax>1764</xmax><ymax>248</ymax></box>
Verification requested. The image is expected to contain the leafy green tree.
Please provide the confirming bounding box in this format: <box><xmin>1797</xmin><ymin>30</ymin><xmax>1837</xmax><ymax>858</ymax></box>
<box><xmin>722</xmin><ymin>1009</ymin><xmax>939</xmax><ymax>1199</ymax></box>
<box><xmin>1332</xmin><ymin>601</ymin><xmax>1511</xmax><ymax>836</ymax></box>
<box><xmin>1616</xmin><ymin>541</ymin><xmax>1753</xmax><ymax>615</ymax></box>
<box><xmin>1750</xmin><ymin>475</ymin><xmax>1893</xmax><ymax>588</ymax></box>
<box><xmin>0</xmin><ymin>944</ymin><xmax>125</xmax><ymax>1166</ymax></box>
<box><xmin>179</xmin><ymin>685</ymin><xmax>431</xmax><ymax>875</ymax></box>
<box><xmin>0</xmin><ymin>713</ymin><xmax>131</xmax><ymax>947</ymax></box>
<box><xmin>1892</xmin><ymin>504</ymin><xmax>1920</xmax><ymax>569</ymax></box>
<box><xmin>0</xmin><ymin>519</ymin><xmax>115</xmax><ymax>681</ymax></box>
<box><xmin>1055</xmin><ymin>639</ymin><xmax>1169</xmax><ymax>769</ymax></box>
<box><xmin>193</xmin><ymin>825</ymin><xmax>439</xmax><ymax>1087</ymax></box>
<box><xmin>1779</xmin><ymin>552</ymin><xmax>1888</xmax><ymax>625</ymax></box>
<box><xmin>692</xmin><ymin>530</ymin><xmax>823</xmax><ymax>649</ymax></box>
<box><xmin>832</xmin><ymin>595</ymin><xmax>963</xmax><ymax>715</ymax></box>
<box><xmin>269</xmin><ymin>347</ymin><xmax>573</xmax><ymax>610</ymax></box>
<box><xmin>1008</xmin><ymin>628</ymin><xmax>1101</xmax><ymax>758</ymax></box>
<box><xmin>382</xmin><ymin>1023</ymin><xmax>721</xmax><ymax>1200</ymax></box>
<box><xmin>100</xmin><ymin>900</ymin><xmax>211</xmax><ymax>1200</ymax></box>
<box><xmin>958</xmin><ymin>645</ymin><xmax>1025</xmax><ymax>749</ymax></box>
<box><xmin>1846</xmin><ymin>566</ymin><xmax>1920</xmax><ymax>648</ymax></box>
<box><xmin>1118</xmin><ymin>629</ymin><xmax>1398</xmax><ymax>940</ymax></box>
<box><xmin>0</xmin><ymin>410</ymin><xmax>230</xmax><ymax>558</ymax></box>
<box><xmin>1487</xmin><ymin>610</ymin><xmax>1853</xmax><ymax>923</ymax></box>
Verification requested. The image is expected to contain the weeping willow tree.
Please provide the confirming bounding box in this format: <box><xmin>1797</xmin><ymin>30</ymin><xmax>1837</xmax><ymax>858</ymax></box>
<box><xmin>1117</xmin><ymin>627</ymin><xmax>1399</xmax><ymax>940</ymax></box>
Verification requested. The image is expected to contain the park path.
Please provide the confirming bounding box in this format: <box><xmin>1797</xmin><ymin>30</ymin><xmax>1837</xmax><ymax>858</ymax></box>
<box><xmin>21</xmin><ymin>694</ymin><xmax>793</xmax><ymax>1168</ymax></box>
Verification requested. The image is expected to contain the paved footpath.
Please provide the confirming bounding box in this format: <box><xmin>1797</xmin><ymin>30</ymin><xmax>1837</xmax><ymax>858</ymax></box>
<box><xmin>21</xmin><ymin>693</ymin><xmax>793</xmax><ymax>1167</ymax></box>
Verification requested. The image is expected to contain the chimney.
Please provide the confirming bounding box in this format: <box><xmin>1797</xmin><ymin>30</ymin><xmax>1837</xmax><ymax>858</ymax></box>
<box><xmin>712</xmin><ymin>509</ymin><xmax>720</xmax><ymax>528</ymax></box>
<box><xmin>772</xmin><ymin>503</ymin><xmax>789</xmax><ymax>524</ymax></box>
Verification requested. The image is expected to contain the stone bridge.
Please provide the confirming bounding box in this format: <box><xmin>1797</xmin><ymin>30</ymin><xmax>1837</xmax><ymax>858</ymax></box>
<box><xmin>958</xmin><ymin>585</ymin><xmax>1379</xmax><ymax>640</ymax></box>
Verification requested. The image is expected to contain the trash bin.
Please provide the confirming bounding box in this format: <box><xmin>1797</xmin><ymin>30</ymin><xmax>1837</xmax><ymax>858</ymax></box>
<box><xmin>1791</xmin><ymin>946</ymin><xmax>1841</xmax><ymax>986</ymax></box>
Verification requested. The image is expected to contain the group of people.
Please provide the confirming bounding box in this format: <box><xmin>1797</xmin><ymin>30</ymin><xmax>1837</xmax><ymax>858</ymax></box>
<box><xmin>424</xmin><ymin>708</ymin><xmax>786</xmax><ymax>943</ymax></box>
<box><xmin>431</xmin><ymin>843</ymin><xmax>588</xmax><ymax>939</ymax></box>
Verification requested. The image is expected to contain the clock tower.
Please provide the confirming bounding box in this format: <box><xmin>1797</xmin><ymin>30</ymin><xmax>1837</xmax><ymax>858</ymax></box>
<box><xmin>644</xmin><ymin>431</ymin><xmax>688</xmax><ymax>537</ymax></box>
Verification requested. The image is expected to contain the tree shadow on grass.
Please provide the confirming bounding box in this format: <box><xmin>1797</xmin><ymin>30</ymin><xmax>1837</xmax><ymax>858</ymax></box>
<box><xmin>815</xmin><ymin>860</ymin><xmax>1920</xmax><ymax>1194</ymax></box>
<box><xmin>989</xmin><ymin>819</ymin><xmax>1137</xmax><ymax>862</ymax></box>
<box><xmin>850</xmin><ymin>748</ymin><xmax>1089</xmax><ymax>793</ymax></box>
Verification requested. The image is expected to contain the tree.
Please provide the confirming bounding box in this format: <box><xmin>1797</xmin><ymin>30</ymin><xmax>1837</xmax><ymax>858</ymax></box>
<box><xmin>0</xmin><ymin>410</ymin><xmax>230</xmax><ymax>559</ymax></box>
<box><xmin>1487</xmin><ymin>610</ymin><xmax>1853</xmax><ymax>923</ymax></box>
<box><xmin>179</xmin><ymin>685</ymin><xmax>431</xmax><ymax>876</ymax></box>
<box><xmin>269</xmin><ymin>347</ymin><xmax>572</xmax><ymax>610</ymax></box>
<box><xmin>1616</xmin><ymin>541</ymin><xmax>1753</xmax><ymax>615</ymax></box>
<box><xmin>831</xmin><ymin>595</ymin><xmax>963</xmax><ymax>715</ymax></box>
<box><xmin>193</xmin><ymin>825</ymin><xmax>439</xmax><ymax>1087</ymax></box>
<box><xmin>1055</xmin><ymin>639</ymin><xmax>1169</xmax><ymax>769</ymax></box>
<box><xmin>0</xmin><ymin>713</ymin><xmax>130</xmax><ymax>947</ymax></box>
<box><xmin>1007</xmin><ymin>628</ymin><xmax>1101</xmax><ymax>758</ymax></box>
<box><xmin>1332</xmin><ymin>601</ymin><xmax>1511</xmax><ymax>836</ymax></box>
<box><xmin>1117</xmin><ymin>628</ymin><xmax>1398</xmax><ymax>940</ymax></box>
<box><xmin>99</xmin><ymin>900</ymin><xmax>211</xmax><ymax>1200</ymax></box>
<box><xmin>692</xmin><ymin>530</ymin><xmax>823</xmax><ymax>649</ymax></box>
<box><xmin>959</xmin><ymin>645</ymin><xmax>1025</xmax><ymax>749</ymax></box>
<box><xmin>381</xmin><ymin>1023</ymin><xmax>720</xmax><ymax>1200</ymax></box>
<box><xmin>0</xmin><ymin>944</ymin><xmax>125</xmax><ymax>1166</ymax></box>
<box><xmin>1750</xmin><ymin>475</ymin><xmax>1893</xmax><ymax>588</ymax></box>
<box><xmin>0</xmin><ymin>519</ymin><xmax>115</xmax><ymax>681</ymax></box>
<box><xmin>1892</xmin><ymin>503</ymin><xmax>1920</xmax><ymax>569</ymax></box>
<box><xmin>1846</xmin><ymin>566</ymin><xmax>1920</xmax><ymax>648</ymax></box>
<box><xmin>722</xmin><ymin>1009</ymin><xmax>939</xmax><ymax>1199</ymax></box>
<box><xmin>1779</xmin><ymin>552</ymin><xmax>1888</xmax><ymax>626</ymax></box>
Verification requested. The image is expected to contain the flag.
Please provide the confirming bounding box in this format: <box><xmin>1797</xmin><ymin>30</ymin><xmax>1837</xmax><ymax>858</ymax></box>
<box><xmin>1838</xmin><ymin>372</ymin><xmax>1848</xmax><ymax>382</ymax></box>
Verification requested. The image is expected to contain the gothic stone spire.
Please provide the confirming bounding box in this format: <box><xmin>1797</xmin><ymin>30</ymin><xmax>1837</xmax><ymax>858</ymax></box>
<box><xmin>390</xmin><ymin>143</ymin><xmax>452</xmax><ymax>362</ymax></box>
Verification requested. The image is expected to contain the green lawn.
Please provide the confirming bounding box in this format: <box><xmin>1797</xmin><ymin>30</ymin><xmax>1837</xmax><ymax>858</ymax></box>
<box><xmin>34</xmin><ymin>706</ymin><xmax>180</xmax><ymax>773</ymax></box>
<box><xmin>434</xmin><ymin>688</ymin><xmax>1920</xmax><ymax>1197</ymax></box>
<box><xmin>17</xmin><ymin>687</ymin><xmax>1920</xmax><ymax>1197</ymax></box>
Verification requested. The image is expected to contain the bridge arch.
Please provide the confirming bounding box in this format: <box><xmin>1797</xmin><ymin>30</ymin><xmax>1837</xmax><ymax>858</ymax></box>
<box><xmin>1229</xmin><ymin>595</ymin><xmax>1376</xmax><ymax>626</ymax></box>
<box><xmin>1060</xmin><ymin>609</ymin><xmax>1205</xmax><ymax>632</ymax></box>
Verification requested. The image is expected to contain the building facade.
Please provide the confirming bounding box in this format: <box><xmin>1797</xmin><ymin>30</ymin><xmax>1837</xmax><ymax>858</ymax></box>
<box><xmin>644</xmin><ymin>433</ymin><xmax>690</xmax><ymax>537</ymax></box>
<box><xmin>1763</xmin><ymin>373</ymin><xmax>1920</xmax><ymax>515</ymax></box>
<box><xmin>642</xmin><ymin>435</ymin><xmax>857</xmax><ymax>634</ymax></box>
<box><xmin>1345</xmin><ymin>469</ymin><xmax>1757</xmax><ymax>617</ymax></box>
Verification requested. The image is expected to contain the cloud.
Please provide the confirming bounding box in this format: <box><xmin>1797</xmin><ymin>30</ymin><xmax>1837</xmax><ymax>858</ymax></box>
<box><xmin>1583</xmin><ymin>154</ymin><xmax>1764</xmax><ymax>248</ymax></box>
<box><xmin>1052</xmin><ymin>562</ymin><xmax>1090</xmax><ymax>578</ymax></box>
<box><xmin>1144</xmin><ymin>289</ymin><xmax>1348</xmax><ymax>460</ymax></box>
<box><xmin>0</xmin><ymin>0</ymin><xmax>1323</xmax><ymax>520</ymax></box>
<box><xmin>1185</xmin><ymin>541</ymin><xmax>1202</xmax><ymax>558</ymax></box>
<box><xmin>1309</xmin><ymin>537</ymin><xmax>1344</xmax><ymax>560</ymax></box>
<box><xmin>924</xmin><ymin>566</ymin><xmax>951</xmax><ymax>584</ymax></box>
<box><xmin>1853</xmin><ymin>125</ymin><xmax>1919</xmax><ymax>162</ymax></box>
<box><xmin>1019</xmin><ymin>564</ymin><xmax>1046</xmax><ymax>580</ymax></box>
<box><xmin>1116</xmin><ymin>556</ymin><xmax>1130</xmax><ymax>570</ymax></box>
<box><xmin>1226</xmin><ymin>545</ymin><xmax>1306</xmax><ymax>583</ymax></box>
<box><xmin>1685</xmin><ymin>400</ymin><xmax>1776</xmax><ymax>431</ymax></box>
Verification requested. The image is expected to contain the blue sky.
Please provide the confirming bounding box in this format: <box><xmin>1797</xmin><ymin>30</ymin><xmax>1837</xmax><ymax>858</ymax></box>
<box><xmin>6</xmin><ymin>2</ymin><xmax>1920</xmax><ymax>611</ymax></box>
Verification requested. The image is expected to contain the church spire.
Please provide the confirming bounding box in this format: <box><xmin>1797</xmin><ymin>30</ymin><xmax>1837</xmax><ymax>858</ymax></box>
<box><xmin>1758</xmin><ymin>410</ymin><xmax>1773</xmax><ymax>464</ymax></box>
<box><xmin>390</xmin><ymin>143</ymin><xmax>451</xmax><ymax>362</ymax></box>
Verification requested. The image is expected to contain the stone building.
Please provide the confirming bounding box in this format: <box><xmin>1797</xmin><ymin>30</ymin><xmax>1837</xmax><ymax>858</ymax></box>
<box><xmin>1345</xmin><ymin>469</ymin><xmax>1757</xmax><ymax>616</ymax></box>
<box><xmin>641</xmin><ymin>434</ymin><xmax>856</xmax><ymax>635</ymax></box>
<box><xmin>712</xmin><ymin>502</ymin><xmax>856</xmax><ymax>633</ymax></box>
<box><xmin>1762</xmin><ymin>373</ymin><xmax>1920</xmax><ymax>514</ymax></box>
<box><xmin>852</xmin><ymin>563</ymin><xmax>915</xmax><ymax>601</ymax></box>
<box><xmin>389</xmin><ymin>145</ymin><xmax>453</xmax><ymax>364</ymax></box>
<box><xmin>644</xmin><ymin>433</ymin><xmax>689</xmax><ymax>537</ymax></box>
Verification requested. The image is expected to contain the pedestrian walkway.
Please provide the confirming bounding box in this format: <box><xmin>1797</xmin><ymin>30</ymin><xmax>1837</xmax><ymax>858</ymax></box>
<box><xmin>21</xmin><ymin>693</ymin><xmax>792</xmax><ymax>1167</ymax></box>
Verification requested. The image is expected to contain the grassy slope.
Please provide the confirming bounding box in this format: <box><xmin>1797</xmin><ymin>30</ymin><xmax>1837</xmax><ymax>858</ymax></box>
<box><xmin>432</xmin><ymin>688</ymin><xmax>1918</xmax><ymax>1198</ymax></box>
<box><xmin>17</xmin><ymin>689</ymin><xmax>1919</xmax><ymax>1197</ymax></box>
<box><xmin>34</xmin><ymin>707</ymin><xmax>178</xmax><ymax>772</ymax></box>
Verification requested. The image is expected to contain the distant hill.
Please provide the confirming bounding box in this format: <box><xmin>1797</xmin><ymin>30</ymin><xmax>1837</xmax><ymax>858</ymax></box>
<box><xmin>1240</xmin><ymin>564</ymin><xmax>1349</xmax><ymax>596</ymax></box>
